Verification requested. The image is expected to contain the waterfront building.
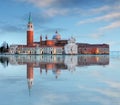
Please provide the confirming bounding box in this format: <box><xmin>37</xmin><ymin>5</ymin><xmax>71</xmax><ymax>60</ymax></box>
<box><xmin>9</xmin><ymin>13</ymin><xmax>109</xmax><ymax>55</ymax></box>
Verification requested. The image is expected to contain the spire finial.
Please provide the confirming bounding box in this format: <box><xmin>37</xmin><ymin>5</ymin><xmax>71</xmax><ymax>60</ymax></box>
<box><xmin>28</xmin><ymin>12</ymin><xmax>32</xmax><ymax>23</ymax></box>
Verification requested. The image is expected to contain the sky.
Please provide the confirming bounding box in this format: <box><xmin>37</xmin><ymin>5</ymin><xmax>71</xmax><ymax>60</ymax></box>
<box><xmin>0</xmin><ymin>0</ymin><xmax>120</xmax><ymax>51</ymax></box>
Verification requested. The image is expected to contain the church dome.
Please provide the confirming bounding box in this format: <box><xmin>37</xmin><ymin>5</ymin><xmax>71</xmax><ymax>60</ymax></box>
<box><xmin>52</xmin><ymin>31</ymin><xmax>61</xmax><ymax>40</ymax></box>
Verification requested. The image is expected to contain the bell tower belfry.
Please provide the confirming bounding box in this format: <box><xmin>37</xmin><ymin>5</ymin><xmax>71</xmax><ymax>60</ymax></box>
<box><xmin>27</xmin><ymin>13</ymin><xmax>34</xmax><ymax>46</ymax></box>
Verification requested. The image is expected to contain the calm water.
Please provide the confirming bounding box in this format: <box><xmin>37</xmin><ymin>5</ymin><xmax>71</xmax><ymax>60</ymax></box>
<box><xmin>0</xmin><ymin>55</ymin><xmax>120</xmax><ymax>105</ymax></box>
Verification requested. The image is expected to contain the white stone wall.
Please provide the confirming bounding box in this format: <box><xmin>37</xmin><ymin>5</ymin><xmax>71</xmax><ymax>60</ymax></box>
<box><xmin>9</xmin><ymin>45</ymin><xmax>18</xmax><ymax>54</ymax></box>
<box><xmin>36</xmin><ymin>47</ymin><xmax>43</xmax><ymax>54</ymax></box>
<box><xmin>64</xmin><ymin>43</ymin><xmax>78</xmax><ymax>54</ymax></box>
<box><xmin>35</xmin><ymin>47</ymin><xmax>63</xmax><ymax>54</ymax></box>
<box><xmin>16</xmin><ymin>47</ymin><xmax>36</xmax><ymax>54</ymax></box>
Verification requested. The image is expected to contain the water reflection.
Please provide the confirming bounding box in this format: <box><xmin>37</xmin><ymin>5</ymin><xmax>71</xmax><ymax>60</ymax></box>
<box><xmin>0</xmin><ymin>55</ymin><xmax>109</xmax><ymax>75</ymax></box>
<box><xmin>0</xmin><ymin>55</ymin><xmax>109</xmax><ymax>69</ymax></box>
<box><xmin>0</xmin><ymin>56</ymin><xmax>9</xmax><ymax>67</ymax></box>
<box><xmin>0</xmin><ymin>55</ymin><xmax>109</xmax><ymax>95</ymax></box>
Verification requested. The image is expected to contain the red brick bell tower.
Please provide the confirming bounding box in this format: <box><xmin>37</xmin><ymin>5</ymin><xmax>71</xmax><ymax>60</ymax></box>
<box><xmin>27</xmin><ymin>13</ymin><xmax>34</xmax><ymax>46</ymax></box>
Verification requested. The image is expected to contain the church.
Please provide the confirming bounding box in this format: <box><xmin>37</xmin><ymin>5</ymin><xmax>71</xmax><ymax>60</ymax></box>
<box><xmin>9</xmin><ymin>13</ymin><xmax>109</xmax><ymax>55</ymax></box>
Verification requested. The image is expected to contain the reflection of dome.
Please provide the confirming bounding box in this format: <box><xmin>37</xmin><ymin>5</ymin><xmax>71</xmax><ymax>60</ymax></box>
<box><xmin>52</xmin><ymin>31</ymin><xmax>61</xmax><ymax>40</ymax></box>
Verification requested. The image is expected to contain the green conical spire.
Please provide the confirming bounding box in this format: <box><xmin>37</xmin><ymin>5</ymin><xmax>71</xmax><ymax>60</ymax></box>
<box><xmin>28</xmin><ymin>12</ymin><xmax>32</xmax><ymax>23</ymax></box>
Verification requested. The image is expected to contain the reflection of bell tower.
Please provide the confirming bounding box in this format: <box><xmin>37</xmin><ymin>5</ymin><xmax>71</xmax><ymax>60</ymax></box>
<box><xmin>27</xmin><ymin>13</ymin><xmax>34</xmax><ymax>46</ymax></box>
<box><xmin>27</xmin><ymin>63</ymin><xmax>34</xmax><ymax>95</ymax></box>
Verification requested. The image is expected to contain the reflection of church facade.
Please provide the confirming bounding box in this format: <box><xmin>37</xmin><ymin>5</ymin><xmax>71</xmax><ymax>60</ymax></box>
<box><xmin>0</xmin><ymin>55</ymin><xmax>109</xmax><ymax>94</ymax></box>
<box><xmin>7</xmin><ymin>55</ymin><xmax>109</xmax><ymax>73</ymax></box>
<box><xmin>9</xmin><ymin>14</ymin><xmax>109</xmax><ymax>55</ymax></box>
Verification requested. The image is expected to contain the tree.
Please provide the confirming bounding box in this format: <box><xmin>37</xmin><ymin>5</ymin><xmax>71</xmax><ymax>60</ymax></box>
<box><xmin>0</xmin><ymin>46</ymin><xmax>4</xmax><ymax>53</ymax></box>
<box><xmin>0</xmin><ymin>42</ymin><xmax>9</xmax><ymax>53</ymax></box>
<box><xmin>7</xmin><ymin>44</ymin><xmax>9</xmax><ymax>49</ymax></box>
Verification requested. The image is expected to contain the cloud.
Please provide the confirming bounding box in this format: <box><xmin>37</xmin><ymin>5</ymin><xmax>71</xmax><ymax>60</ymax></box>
<box><xmin>22</xmin><ymin>12</ymin><xmax>53</xmax><ymax>28</ymax></box>
<box><xmin>0</xmin><ymin>25</ymin><xmax>24</xmax><ymax>34</ymax></box>
<box><xmin>14</xmin><ymin>0</ymin><xmax>120</xmax><ymax>43</ymax></box>
<box><xmin>95</xmin><ymin>88</ymin><xmax>120</xmax><ymax>98</ymax></box>
<box><xmin>78</xmin><ymin>85</ymin><xmax>120</xmax><ymax>105</ymax></box>
<box><xmin>16</xmin><ymin>0</ymin><xmax>120</xmax><ymax>8</ymax></box>
<box><xmin>90</xmin><ymin>5</ymin><xmax>111</xmax><ymax>13</ymax></box>
<box><xmin>76</xmin><ymin>3</ymin><xmax>120</xmax><ymax>25</ymax></box>
<box><xmin>100</xmin><ymin>21</ymin><xmax>120</xmax><ymax>31</ymax></box>
<box><xmin>75</xmin><ymin>5</ymin><xmax>112</xmax><ymax>16</ymax></box>
<box><xmin>103</xmin><ymin>80</ymin><xmax>120</xmax><ymax>89</ymax></box>
<box><xmin>76</xmin><ymin>4</ymin><xmax>120</xmax><ymax>40</ymax></box>
<box><xmin>89</xmin><ymin>32</ymin><xmax>104</xmax><ymax>39</ymax></box>
<box><xmin>78</xmin><ymin>81</ymin><xmax>120</xmax><ymax>98</ymax></box>
<box><xmin>89</xmin><ymin>5</ymin><xmax>120</xmax><ymax>14</ymax></box>
<box><xmin>78</xmin><ymin>12</ymin><xmax>120</xmax><ymax>25</ymax></box>
<box><xmin>16</xmin><ymin>0</ymin><xmax>120</xmax><ymax>22</ymax></box>
<box><xmin>43</xmin><ymin>8</ymin><xmax>69</xmax><ymax>17</ymax></box>
<box><xmin>16</xmin><ymin>0</ymin><xmax>56</xmax><ymax>7</ymax></box>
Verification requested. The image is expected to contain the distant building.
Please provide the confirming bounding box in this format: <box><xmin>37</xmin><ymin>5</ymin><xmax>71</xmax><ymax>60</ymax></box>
<box><xmin>77</xmin><ymin>43</ymin><xmax>109</xmax><ymax>54</ymax></box>
<box><xmin>9</xmin><ymin>13</ymin><xmax>109</xmax><ymax>55</ymax></box>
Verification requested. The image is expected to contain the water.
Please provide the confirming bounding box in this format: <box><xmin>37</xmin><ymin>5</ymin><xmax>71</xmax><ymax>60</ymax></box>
<box><xmin>0</xmin><ymin>55</ymin><xmax>120</xmax><ymax>105</ymax></box>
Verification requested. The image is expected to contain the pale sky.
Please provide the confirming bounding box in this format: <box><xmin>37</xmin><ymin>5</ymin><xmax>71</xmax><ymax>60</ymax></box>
<box><xmin>0</xmin><ymin>0</ymin><xmax>120</xmax><ymax>51</ymax></box>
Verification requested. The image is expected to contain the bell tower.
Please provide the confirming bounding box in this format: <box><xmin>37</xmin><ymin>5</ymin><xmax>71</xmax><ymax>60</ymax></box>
<box><xmin>27</xmin><ymin>13</ymin><xmax>34</xmax><ymax>46</ymax></box>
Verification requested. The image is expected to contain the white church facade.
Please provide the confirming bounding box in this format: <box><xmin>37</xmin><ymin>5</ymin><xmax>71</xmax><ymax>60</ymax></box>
<box><xmin>64</xmin><ymin>37</ymin><xmax>78</xmax><ymax>54</ymax></box>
